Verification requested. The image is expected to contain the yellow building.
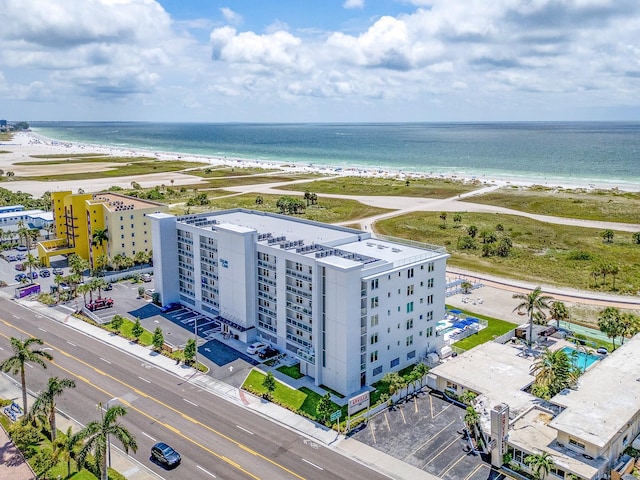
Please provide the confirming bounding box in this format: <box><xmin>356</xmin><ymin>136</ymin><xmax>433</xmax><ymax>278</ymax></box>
<box><xmin>37</xmin><ymin>191</ymin><xmax>167</xmax><ymax>268</ymax></box>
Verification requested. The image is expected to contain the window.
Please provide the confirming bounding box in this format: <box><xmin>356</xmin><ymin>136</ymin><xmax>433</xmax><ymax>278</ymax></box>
<box><xmin>406</xmin><ymin>319</ymin><xmax>413</xmax><ymax>329</ymax></box>
<box><xmin>390</xmin><ymin>358</ymin><xmax>400</xmax><ymax>368</ymax></box>
<box><xmin>370</xmin><ymin>278</ymin><xmax>378</xmax><ymax>289</ymax></box>
<box><xmin>370</xmin><ymin>314</ymin><xmax>379</xmax><ymax>327</ymax></box>
<box><xmin>427</xmin><ymin>295</ymin><xmax>433</xmax><ymax>305</ymax></box>
<box><xmin>370</xmin><ymin>333</ymin><xmax>378</xmax><ymax>345</ymax></box>
<box><xmin>406</xmin><ymin>335</ymin><xmax>413</xmax><ymax>346</ymax></box>
<box><xmin>407</xmin><ymin>350</ymin><xmax>415</xmax><ymax>360</ymax></box>
<box><xmin>428</xmin><ymin>278</ymin><xmax>434</xmax><ymax>288</ymax></box>
<box><xmin>426</xmin><ymin>311</ymin><xmax>433</xmax><ymax>321</ymax></box>
<box><xmin>407</xmin><ymin>285</ymin><xmax>414</xmax><ymax>295</ymax></box>
<box><xmin>406</xmin><ymin>302</ymin><xmax>414</xmax><ymax>313</ymax></box>
<box><xmin>131</xmin><ymin>232</ymin><xmax>135</xmax><ymax>237</ymax></box>
<box><xmin>568</xmin><ymin>438</ymin><xmax>585</xmax><ymax>450</ymax></box>
<box><xmin>428</xmin><ymin>262</ymin><xmax>434</xmax><ymax>272</ymax></box>
<box><xmin>373</xmin><ymin>366</ymin><xmax>383</xmax><ymax>376</ymax></box>
<box><xmin>370</xmin><ymin>351</ymin><xmax>378</xmax><ymax>362</ymax></box>
<box><xmin>426</xmin><ymin>326</ymin><xmax>434</xmax><ymax>337</ymax></box>
<box><xmin>120</xmin><ymin>225</ymin><xmax>124</xmax><ymax>230</ymax></box>
<box><xmin>130</xmin><ymin>214</ymin><xmax>134</xmax><ymax>219</ymax></box>
<box><xmin>371</xmin><ymin>296</ymin><xmax>379</xmax><ymax>308</ymax></box>
<box><xmin>121</xmin><ymin>234</ymin><xmax>124</xmax><ymax>239</ymax></box>
<box><xmin>407</xmin><ymin>268</ymin><xmax>414</xmax><ymax>278</ymax></box>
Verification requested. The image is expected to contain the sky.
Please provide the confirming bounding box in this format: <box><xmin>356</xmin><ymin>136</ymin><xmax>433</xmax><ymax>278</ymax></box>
<box><xmin>1</xmin><ymin>0</ymin><xmax>639</xmax><ymax>122</ymax></box>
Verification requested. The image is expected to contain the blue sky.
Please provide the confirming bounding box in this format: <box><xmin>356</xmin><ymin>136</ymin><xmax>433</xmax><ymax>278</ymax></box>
<box><xmin>1</xmin><ymin>0</ymin><xmax>639</xmax><ymax>122</ymax></box>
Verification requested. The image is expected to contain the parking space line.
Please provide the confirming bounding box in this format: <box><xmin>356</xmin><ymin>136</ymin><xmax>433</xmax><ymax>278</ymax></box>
<box><xmin>409</xmin><ymin>419</ymin><xmax>456</xmax><ymax>457</ymax></box>
<box><xmin>463</xmin><ymin>463</ymin><xmax>485</xmax><ymax>480</ymax></box>
<box><xmin>439</xmin><ymin>451</ymin><xmax>471</xmax><ymax>479</ymax></box>
<box><xmin>400</xmin><ymin>407</ymin><xmax>407</xmax><ymax>424</ymax></box>
<box><xmin>431</xmin><ymin>394</ymin><xmax>454</xmax><ymax>419</ymax></box>
<box><xmin>423</xmin><ymin>435</ymin><xmax>462</xmax><ymax>467</ymax></box>
<box><xmin>384</xmin><ymin>412</ymin><xmax>392</xmax><ymax>431</ymax></box>
<box><xmin>370</xmin><ymin>423</ymin><xmax>377</xmax><ymax>444</ymax></box>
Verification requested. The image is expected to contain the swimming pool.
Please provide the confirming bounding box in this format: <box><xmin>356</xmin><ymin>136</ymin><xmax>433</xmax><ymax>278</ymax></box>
<box><xmin>561</xmin><ymin>346</ymin><xmax>600</xmax><ymax>371</ymax></box>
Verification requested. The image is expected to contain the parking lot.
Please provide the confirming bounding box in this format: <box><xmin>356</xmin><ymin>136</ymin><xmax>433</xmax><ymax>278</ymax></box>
<box><xmin>351</xmin><ymin>391</ymin><xmax>507</xmax><ymax>480</ymax></box>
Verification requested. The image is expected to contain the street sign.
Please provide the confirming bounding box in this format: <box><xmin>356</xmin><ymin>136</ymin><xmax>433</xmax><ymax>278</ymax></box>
<box><xmin>330</xmin><ymin>410</ymin><xmax>342</xmax><ymax>422</ymax></box>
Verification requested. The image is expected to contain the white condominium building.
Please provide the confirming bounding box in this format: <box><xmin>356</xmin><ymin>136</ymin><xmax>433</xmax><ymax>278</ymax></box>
<box><xmin>150</xmin><ymin>209</ymin><xmax>449</xmax><ymax>396</ymax></box>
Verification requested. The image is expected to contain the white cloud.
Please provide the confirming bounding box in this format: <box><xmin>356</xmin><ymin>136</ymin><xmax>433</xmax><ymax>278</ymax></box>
<box><xmin>220</xmin><ymin>7</ymin><xmax>243</xmax><ymax>26</ymax></box>
<box><xmin>343</xmin><ymin>0</ymin><xmax>365</xmax><ymax>9</ymax></box>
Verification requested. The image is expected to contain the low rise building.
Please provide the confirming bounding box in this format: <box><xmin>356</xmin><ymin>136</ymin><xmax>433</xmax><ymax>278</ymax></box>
<box><xmin>37</xmin><ymin>191</ymin><xmax>166</xmax><ymax>267</ymax></box>
<box><xmin>150</xmin><ymin>208</ymin><xmax>449</xmax><ymax>397</ymax></box>
<box><xmin>428</xmin><ymin>336</ymin><xmax>640</xmax><ymax>480</ymax></box>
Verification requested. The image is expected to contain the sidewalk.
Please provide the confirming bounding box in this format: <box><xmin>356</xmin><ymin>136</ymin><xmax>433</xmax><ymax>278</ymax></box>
<box><xmin>7</xmin><ymin>294</ymin><xmax>439</xmax><ymax>480</ymax></box>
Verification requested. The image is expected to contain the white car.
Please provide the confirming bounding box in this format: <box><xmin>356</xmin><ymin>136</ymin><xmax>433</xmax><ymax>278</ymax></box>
<box><xmin>246</xmin><ymin>342</ymin><xmax>267</xmax><ymax>355</ymax></box>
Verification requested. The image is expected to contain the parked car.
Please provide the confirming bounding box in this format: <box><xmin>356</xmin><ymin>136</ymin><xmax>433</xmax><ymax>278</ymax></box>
<box><xmin>52</xmin><ymin>268</ymin><xmax>64</xmax><ymax>275</ymax></box>
<box><xmin>104</xmin><ymin>282</ymin><xmax>113</xmax><ymax>291</ymax></box>
<box><xmin>28</xmin><ymin>271</ymin><xmax>38</xmax><ymax>279</ymax></box>
<box><xmin>160</xmin><ymin>302</ymin><xmax>181</xmax><ymax>313</ymax></box>
<box><xmin>258</xmin><ymin>346</ymin><xmax>279</xmax><ymax>360</ymax></box>
<box><xmin>15</xmin><ymin>245</ymin><xmax>28</xmax><ymax>252</ymax></box>
<box><xmin>15</xmin><ymin>263</ymin><xmax>25</xmax><ymax>271</ymax></box>
<box><xmin>6</xmin><ymin>255</ymin><xmax>17</xmax><ymax>262</ymax></box>
<box><xmin>16</xmin><ymin>253</ymin><xmax>26</xmax><ymax>260</ymax></box>
<box><xmin>246</xmin><ymin>342</ymin><xmax>267</xmax><ymax>355</ymax></box>
<box><xmin>14</xmin><ymin>273</ymin><xmax>27</xmax><ymax>282</ymax></box>
<box><xmin>151</xmin><ymin>442</ymin><xmax>181</xmax><ymax>468</ymax></box>
<box><xmin>86</xmin><ymin>297</ymin><xmax>114</xmax><ymax>311</ymax></box>
<box><xmin>39</xmin><ymin>269</ymin><xmax>50</xmax><ymax>278</ymax></box>
<box><xmin>141</xmin><ymin>273</ymin><xmax>152</xmax><ymax>282</ymax></box>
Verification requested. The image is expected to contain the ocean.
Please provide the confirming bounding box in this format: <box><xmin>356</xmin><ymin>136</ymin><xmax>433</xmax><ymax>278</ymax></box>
<box><xmin>31</xmin><ymin>122</ymin><xmax>640</xmax><ymax>188</ymax></box>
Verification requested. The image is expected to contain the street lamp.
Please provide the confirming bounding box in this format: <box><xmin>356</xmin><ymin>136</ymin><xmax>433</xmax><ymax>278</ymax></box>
<box><xmin>194</xmin><ymin>316</ymin><xmax>198</xmax><ymax>370</ymax></box>
<box><xmin>102</xmin><ymin>397</ymin><xmax>119</xmax><ymax>469</ymax></box>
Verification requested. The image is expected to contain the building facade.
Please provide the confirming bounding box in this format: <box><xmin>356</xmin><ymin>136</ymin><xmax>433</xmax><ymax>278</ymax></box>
<box><xmin>150</xmin><ymin>209</ymin><xmax>449</xmax><ymax>396</ymax></box>
<box><xmin>37</xmin><ymin>191</ymin><xmax>167</xmax><ymax>267</ymax></box>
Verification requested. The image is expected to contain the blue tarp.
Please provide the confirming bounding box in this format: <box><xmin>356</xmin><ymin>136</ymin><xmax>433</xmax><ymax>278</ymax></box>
<box><xmin>449</xmin><ymin>309</ymin><xmax>463</xmax><ymax>314</ymax></box>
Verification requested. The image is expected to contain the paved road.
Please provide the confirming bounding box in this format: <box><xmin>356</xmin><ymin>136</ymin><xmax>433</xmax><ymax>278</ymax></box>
<box><xmin>0</xmin><ymin>297</ymin><xmax>392</xmax><ymax>480</ymax></box>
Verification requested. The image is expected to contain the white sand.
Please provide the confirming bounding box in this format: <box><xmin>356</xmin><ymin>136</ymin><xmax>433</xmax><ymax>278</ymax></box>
<box><xmin>0</xmin><ymin>131</ymin><xmax>638</xmax><ymax>198</ymax></box>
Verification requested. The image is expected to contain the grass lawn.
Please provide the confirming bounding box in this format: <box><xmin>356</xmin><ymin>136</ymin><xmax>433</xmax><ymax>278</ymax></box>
<box><xmin>448</xmin><ymin>307</ymin><xmax>519</xmax><ymax>351</ymax></box>
<box><xmin>277</xmin><ymin>364</ymin><xmax>304</xmax><ymax>379</ymax></box>
<box><xmin>203</xmin><ymin>172</ymin><xmax>322</xmax><ymax>189</ymax></box>
<box><xmin>24</xmin><ymin>153</ymin><xmax>110</xmax><ymax>161</ymax></box>
<box><xmin>464</xmin><ymin>186</ymin><xmax>640</xmax><ymax>224</ymax></box>
<box><xmin>375</xmin><ymin>211</ymin><xmax>640</xmax><ymax>293</ymax></box>
<box><xmin>207</xmin><ymin>192</ymin><xmax>392</xmax><ymax>224</ymax></box>
<box><xmin>188</xmin><ymin>166</ymin><xmax>281</xmax><ymax>178</ymax></box>
<box><xmin>278</xmin><ymin>176</ymin><xmax>478</xmax><ymax>199</ymax></box>
<box><xmin>242</xmin><ymin>370</ymin><xmax>341</xmax><ymax>421</ymax></box>
<box><xmin>24</xmin><ymin>159</ymin><xmax>203</xmax><ymax>181</ymax></box>
<box><xmin>112</xmin><ymin>317</ymin><xmax>154</xmax><ymax>345</ymax></box>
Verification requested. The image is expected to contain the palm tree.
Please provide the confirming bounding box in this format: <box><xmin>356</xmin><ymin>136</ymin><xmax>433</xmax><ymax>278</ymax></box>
<box><xmin>524</xmin><ymin>451</ymin><xmax>555</xmax><ymax>480</ymax></box>
<box><xmin>27</xmin><ymin>376</ymin><xmax>76</xmax><ymax>441</ymax></box>
<box><xmin>91</xmin><ymin>228</ymin><xmax>109</xmax><ymax>250</ymax></box>
<box><xmin>53</xmin><ymin>426</ymin><xmax>82</xmax><ymax>479</ymax></box>
<box><xmin>549</xmin><ymin>301</ymin><xmax>569</xmax><ymax>329</ymax></box>
<box><xmin>54</xmin><ymin>274</ymin><xmax>64</xmax><ymax>302</ymax></box>
<box><xmin>598</xmin><ymin>307</ymin><xmax>624</xmax><ymax>351</ymax></box>
<box><xmin>24</xmin><ymin>253</ymin><xmax>39</xmax><ymax>282</ymax></box>
<box><xmin>530</xmin><ymin>348</ymin><xmax>578</xmax><ymax>399</ymax></box>
<box><xmin>0</xmin><ymin>337</ymin><xmax>53</xmax><ymax>410</ymax></box>
<box><xmin>512</xmin><ymin>287</ymin><xmax>553</xmax><ymax>348</ymax></box>
<box><xmin>76</xmin><ymin>404</ymin><xmax>137</xmax><ymax>480</ymax></box>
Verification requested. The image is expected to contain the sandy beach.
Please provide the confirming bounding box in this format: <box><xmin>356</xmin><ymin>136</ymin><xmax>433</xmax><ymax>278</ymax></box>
<box><xmin>2</xmin><ymin>131</ymin><xmax>638</xmax><ymax>198</ymax></box>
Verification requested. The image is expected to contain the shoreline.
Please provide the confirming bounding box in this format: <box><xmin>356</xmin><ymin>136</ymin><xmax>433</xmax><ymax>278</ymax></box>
<box><xmin>1</xmin><ymin>131</ymin><xmax>639</xmax><ymax>196</ymax></box>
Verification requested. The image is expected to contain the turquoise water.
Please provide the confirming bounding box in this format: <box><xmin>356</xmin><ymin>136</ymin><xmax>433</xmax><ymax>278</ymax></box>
<box><xmin>30</xmin><ymin>121</ymin><xmax>640</xmax><ymax>188</ymax></box>
<box><xmin>561</xmin><ymin>346</ymin><xmax>600</xmax><ymax>371</ymax></box>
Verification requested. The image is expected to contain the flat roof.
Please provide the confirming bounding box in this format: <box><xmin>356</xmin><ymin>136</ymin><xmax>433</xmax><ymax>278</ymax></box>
<box><xmin>179</xmin><ymin>209</ymin><xmax>447</xmax><ymax>268</ymax></box>
<box><xmin>89</xmin><ymin>192</ymin><xmax>165</xmax><ymax>211</ymax></box>
<box><xmin>429</xmin><ymin>342</ymin><xmax>537</xmax><ymax>429</ymax></box>
<box><xmin>508</xmin><ymin>408</ymin><xmax>602</xmax><ymax>479</ymax></box>
<box><xmin>549</xmin><ymin>335</ymin><xmax>640</xmax><ymax>448</ymax></box>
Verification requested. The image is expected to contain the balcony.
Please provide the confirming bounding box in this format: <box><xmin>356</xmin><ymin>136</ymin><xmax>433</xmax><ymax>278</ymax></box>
<box><xmin>286</xmin><ymin>268</ymin><xmax>312</xmax><ymax>282</ymax></box>
<box><xmin>285</xmin><ymin>285</ymin><xmax>312</xmax><ymax>299</ymax></box>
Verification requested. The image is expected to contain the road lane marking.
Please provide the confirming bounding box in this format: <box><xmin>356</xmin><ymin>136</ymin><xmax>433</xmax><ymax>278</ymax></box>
<box><xmin>0</xmin><ymin>321</ymin><xmax>306</xmax><ymax>480</ymax></box>
<box><xmin>12</xmin><ymin>315</ymin><xmax>19</xmax><ymax>319</ymax></box>
<box><xmin>138</xmin><ymin>376</ymin><xmax>151</xmax><ymax>383</ymax></box>
<box><xmin>67</xmin><ymin>341</ymin><xmax>77</xmax><ymax>347</ymax></box>
<box><xmin>302</xmin><ymin>458</ymin><xmax>323</xmax><ymax>470</ymax></box>
<box><xmin>236</xmin><ymin>425</ymin><xmax>254</xmax><ymax>435</ymax></box>
<box><xmin>183</xmin><ymin>398</ymin><xmax>198</xmax><ymax>406</ymax></box>
<box><xmin>38</xmin><ymin>327</ymin><xmax>47</xmax><ymax>332</ymax></box>
<box><xmin>141</xmin><ymin>431</ymin><xmax>156</xmax><ymax>441</ymax></box>
<box><xmin>100</xmin><ymin>358</ymin><xmax>111</xmax><ymax>364</ymax></box>
<box><xmin>197</xmin><ymin>465</ymin><xmax>217</xmax><ymax>478</ymax></box>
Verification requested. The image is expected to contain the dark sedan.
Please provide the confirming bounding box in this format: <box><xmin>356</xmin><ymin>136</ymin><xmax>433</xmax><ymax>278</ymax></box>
<box><xmin>151</xmin><ymin>442</ymin><xmax>181</xmax><ymax>468</ymax></box>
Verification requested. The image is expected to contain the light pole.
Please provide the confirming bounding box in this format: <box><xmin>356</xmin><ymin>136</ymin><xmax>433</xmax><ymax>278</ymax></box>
<box><xmin>104</xmin><ymin>397</ymin><xmax>118</xmax><ymax>469</ymax></box>
<box><xmin>194</xmin><ymin>316</ymin><xmax>198</xmax><ymax>370</ymax></box>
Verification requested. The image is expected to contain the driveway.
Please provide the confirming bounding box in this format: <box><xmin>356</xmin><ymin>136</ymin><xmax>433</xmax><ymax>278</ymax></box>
<box><xmin>351</xmin><ymin>390</ymin><xmax>508</xmax><ymax>480</ymax></box>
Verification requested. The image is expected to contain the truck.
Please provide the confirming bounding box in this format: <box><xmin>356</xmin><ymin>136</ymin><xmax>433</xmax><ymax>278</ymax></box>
<box><xmin>86</xmin><ymin>297</ymin><xmax>114</xmax><ymax>311</ymax></box>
